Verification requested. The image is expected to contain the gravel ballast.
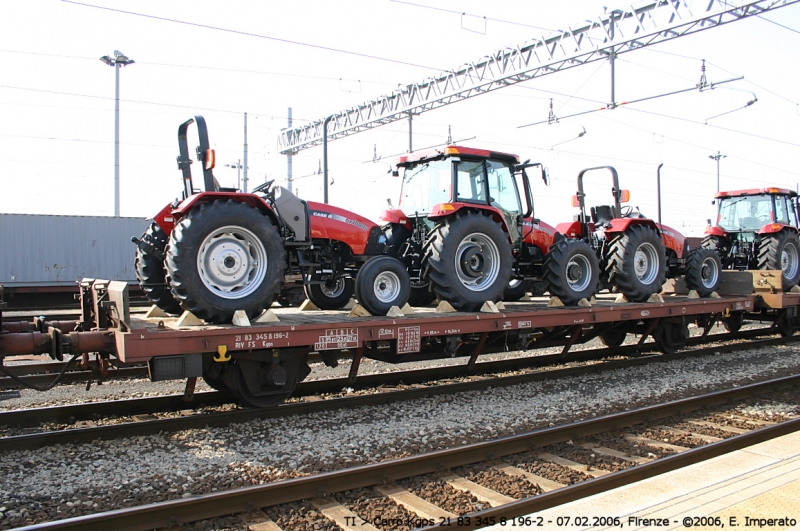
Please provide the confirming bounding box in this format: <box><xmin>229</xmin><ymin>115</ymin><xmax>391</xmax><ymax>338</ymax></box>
<box><xmin>1</xmin><ymin>343</ymin><xmax>799</xmax><ymax>529</ymax></box>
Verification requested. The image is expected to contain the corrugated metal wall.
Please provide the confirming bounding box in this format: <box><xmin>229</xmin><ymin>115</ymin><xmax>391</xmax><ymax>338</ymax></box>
<box><xmin>0</xmin><ymin>214</ymin><xmax>150</xmax><ymax>286</ymax></box>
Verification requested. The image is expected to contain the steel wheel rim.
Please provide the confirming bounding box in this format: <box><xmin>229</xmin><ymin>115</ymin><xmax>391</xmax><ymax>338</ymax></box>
<box><xmin>700</xmin><ymin>256</ymin><xmax>720</xmax><ymax>289</ymax></box>
<box><xmin>321</xmin><ymin>278</ymin><xmax>346</xmax><ymax>298</ymax></box>
<box><xmin>373</xmin><ymin>271</ymin><xmax>402</xmax><ymax>303</ymax></box>
<box><xmin>634</xmin><ymin>242</ymin><xmax>660</xmax><ymax>285</ymax></box>
<box><xmin>508</xmin><ymin>278</ymin><xmax>523</xmax><ymax>289</ymax></box>
<box><xmin>197</xmin><ymin>225</ymin><xmax>268</xmax><ymax>299</ymax></box>
<box><xmin>455</xmin><ymin>232</ymin><xmax>501</xmax><ymax>292</ymax></box>
<box><xmin>781</xmin><ymin>242</ymin><xmax>799</xmax><ymax>279</ymax></box>
<box><xmin>566</xmin><ymin>254</ymin><xmax>592</xmax><ymax>292</ymax></box>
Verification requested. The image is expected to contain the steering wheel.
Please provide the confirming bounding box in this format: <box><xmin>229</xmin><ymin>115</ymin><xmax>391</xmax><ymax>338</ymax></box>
<box><xmin>252</xmin><ymin>179</ymin><xmax>275</xmax><ymax>195</ymax></box>
<box><xmin>620</xmin><ymin>205</ymin><xmax>634</xmax><ymax>218</ymax></box>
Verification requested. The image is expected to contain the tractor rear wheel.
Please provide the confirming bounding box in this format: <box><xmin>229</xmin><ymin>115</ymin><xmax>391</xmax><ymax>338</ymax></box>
<box><xmin>684</xmin><ymin>248</ymin><xmax>722</xmax><ymax>297</ymax></box>
<box><xmin>606</xmin><ymin>224</ymin><xmax>667</xmax><ymax>302</ymax></box>
<box><xmin>758</xmin><ymin>230</ymin><xmax>800</xmax><ymax>290</ymax></box>
<box><xmin>407</xmin><ymin>282</ymin><xmax>436</xmax><ymax>307</ymax></box>
<box><xmin>355</xmin><ymin>256</ymin><xmax>410</xmax><ymax>315</ymax></box>
<box><xmin>134</xmin><ymin>223</ymin><xmax>183</xmax><ymax>315</ymax></box>
<box><xmin>305</xmin><ymin>276</ymin><xmax>354</xmax><ymax>310</ymax></box>
<box><xmin>166</xmin><ymin>199</ymin><xmax>286</xmax><ymax>324</ymax></box>
<box><xmin>543</xmin><ymin>239</ymin><xmax>600</xmax><ymax>305</ymax></box>
<box><xmin>424</xmin><ymin>211</ymin><xmax>512</xmax><ymax>311</ymax></box>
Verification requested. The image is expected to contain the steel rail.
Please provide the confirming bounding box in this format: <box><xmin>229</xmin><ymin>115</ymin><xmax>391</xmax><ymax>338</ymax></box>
<box><xmin>15</xmin><ymin>374</ymin><xmax>800</xmax><ymax>531</ymax></box>
<box><xmin>1</xmin><ymin>333</ymin><xmax>797</xmax><ymax>452</ymax></box>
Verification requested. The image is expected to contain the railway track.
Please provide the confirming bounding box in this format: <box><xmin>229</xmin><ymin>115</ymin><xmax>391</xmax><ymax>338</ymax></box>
<box><xmin>1</xmin><ymin>333</ymin><xmax>797</xmax><ymax>452</ymax></box>
<box><xmin>13</xmin><ymin>374</ymin><xmax>800</xmax><ymax>531</ymax></box>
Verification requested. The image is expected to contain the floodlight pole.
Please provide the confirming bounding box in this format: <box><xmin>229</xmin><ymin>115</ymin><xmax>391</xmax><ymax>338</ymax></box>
<box><xmin>709</xmin><ymin>151</ymin><xmax>727</xmax><ymax>193</ymax></box>
<box><xmin>100</xmin><ymin>51</ymin><xmax>135</xmax><ymax>217</ymax></box>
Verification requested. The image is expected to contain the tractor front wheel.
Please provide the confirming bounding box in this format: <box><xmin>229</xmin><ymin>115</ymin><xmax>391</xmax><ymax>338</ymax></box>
<box><xmin>166</xmin><ymin>199</ymin><xmax>286</xmax><ymax>324</ymax></box>
<box><xmin>758</xmin><ymin>230</ymin><xmax>800</xmax><ymax>290</ymax></box>
<box><xmin>355</xmin><ymin>256</ymin><xmax>410</xmax><ymax>315</ymax></box>
<box><xmin>606</xmin><ymin>224</ymin><xmax>667</xmax><ymax>302</ymax></box>
<box><xmin>543</xmin><ymin>239</ymin><xmax>600</xmax><ymax>305</ymax></box>
<box><xmin>424</xmin><ymin>211</ymin><xmax>512</xmax><ymax>312</ymax></box>
<box><xmin>503</xmin><ymin>278</ymin><xmax>530</xmax><ymax>302</ymax></box>
<box><xmin>135</xmin><ymin>222</ymin><xmax>183</xmax><ymax>315</ymax></box>
<box><xmin>684</xmin><ymin>248</ymin><xmax>722</xmax><ymax>297</ymax></box>
<box><xmin>305</xmin><ymin>276</ymin><xmax>355</xmax><ymax>310</ymax></box>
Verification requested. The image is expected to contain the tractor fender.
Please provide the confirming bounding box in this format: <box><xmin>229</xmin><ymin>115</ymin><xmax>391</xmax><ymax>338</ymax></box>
<box><xmin>307</xmin><ymin>201</ymin><xmax>382</xmax><ymax>255</ymax></box>
<box><xmin>704</xmin><ymin>225</ymin><xmax>728</xmax><ymax>238</ymax></box>
<box><xmin>605</xmin><ymin>217</ymin><xmax>659</xmax><ymax>235</ymax></box>
<box><xmin>760</xmin><ymin>223</ymin><xmax>799</xmax><ymax>235</ymax></box>
<box><xmin>378</xmin><ymin>209</ymin><xmax>412</xmax><ymax>230</ymax></box>
<box><xmin>522</xmin><ymin>218</ymin><xmax>557</xmax><ymax>254</ymax></box>
<box><xmin>656</xmin><ymin>223</ymin><xmax>688</xmax><ymax>259</ymax></box>
<box><xmin>155</xmin><ymin>192</ymin><xmax>277</xmax><ymax>235</ymax></box>
<box><xmin>555</xmin><ymin>221</ymin><xmax>584</xmax><ymax>238</ymax></box>
<box><xmin>427</xmin><ymin>203</ymin><xmax>513</xmax><ymax>241</ymax></box>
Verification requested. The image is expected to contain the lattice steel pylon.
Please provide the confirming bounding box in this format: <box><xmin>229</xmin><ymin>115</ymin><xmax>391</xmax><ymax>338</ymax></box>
<box><xmin>278</xmin><ymin>0</ymin><xmax>799</xmax><ymax>154</ymax></box>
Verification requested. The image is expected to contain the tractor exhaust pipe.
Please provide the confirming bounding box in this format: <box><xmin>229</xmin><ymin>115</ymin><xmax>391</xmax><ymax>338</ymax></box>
<box><xmin>657</xmin><ymin>163</ymin><xmax>664</xmax><ymax>225</ymax></box>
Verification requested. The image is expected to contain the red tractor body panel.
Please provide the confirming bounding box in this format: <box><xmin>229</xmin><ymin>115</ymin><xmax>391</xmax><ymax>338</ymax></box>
<box><xmin>760</xmin><ymin>223</ymin><xmax>799</xmax><ymax>235</ymax></box>
<box><xmin>604</xmin><ymin>217</ymin><xmax>659</xmax><ymax>235</ymax></box>
<box><xmin>307</xmin><ymin>201</ymin><xmax>380</xmax><ymax>255</ymax></box>
<box><xmin>522</xmin><ymin>218</ymin><xmax>557</xmax><ymax>253</ymax></box>
<box><xmin>379</xmin><ymin>209</ymin><xmax>411</xmax><ymax>229</ymax></box>
<box><xmin>656</xmin><ymin>223</ymin><xmax>687</xmax><ymax>259</ymax></box>
<box><xmin>716</xmin><ymin>187</ymin><xmax>796</xmax><ymax>199</ymax></box>
<box><xmin>556</xmin><ymin>221</ymin><xmax>585</xmax><ymax>238</ymax></box>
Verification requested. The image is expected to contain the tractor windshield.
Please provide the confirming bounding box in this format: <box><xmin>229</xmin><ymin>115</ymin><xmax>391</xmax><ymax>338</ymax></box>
<box><xmin>717</xmin><ymin>194</ymin><xmax>773</xmax><ymax>231</ymax></box>
<box><xmin>399</xmin><ymin>159</ymin><xmax>451</xmax><ymax>215</ymax></box>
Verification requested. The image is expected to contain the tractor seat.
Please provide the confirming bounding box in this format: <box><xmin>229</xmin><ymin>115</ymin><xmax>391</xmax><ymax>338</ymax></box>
<box><xmin>591</xmin><ymin>205</ymin><xmax>616</xmax><ymax>226</ymax></box>
<box><xmin>740</xmin><ymin>217</ymin><xmax>762</xmax><ymax>230</ymax></box>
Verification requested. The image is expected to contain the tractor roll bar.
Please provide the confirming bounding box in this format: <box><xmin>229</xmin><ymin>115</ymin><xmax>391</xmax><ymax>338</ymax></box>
<box><xmin>177</xmin><ymin>115</ymin><xmax>217</xmax><ymax>199</ymax></box>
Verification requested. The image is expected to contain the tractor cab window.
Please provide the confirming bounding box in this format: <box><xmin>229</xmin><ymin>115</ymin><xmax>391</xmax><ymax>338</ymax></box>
<box><xmin>775</xmin><ymin>195</ymin><xmax>792</xmax><ymax>225</ymax></box>
<box><xmin>456</xmin><ymin>160</ymin><xmax>487</xmax><ymax>203</ymax></box>
<box><xmin>399</xmin><ymin>159</ymin><xmax>452</xmax><ymax>215</ymax></box>
<box><xmin>718</xmin><ymin>194</ymin><xmax>772</xmax><ymax>231</ymax></box>
<box><xmin>486</xmin><ymin>160</ymin><xmax>521</xmax><ymax>215</ymax></box>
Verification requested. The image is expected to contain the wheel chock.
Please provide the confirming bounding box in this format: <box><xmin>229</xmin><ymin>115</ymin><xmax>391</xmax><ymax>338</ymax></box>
<box><xmin>647</xmin><ymin>293</ymin><xmax>665</xmax><ymax>303</ymax></box>
<box><xmin>145</xmin><ymin>305</ymin><xmax>170</xmax><ymax>318</ymax></box>
<box><xmin>386</xmin><ymin>306</ymin><xmax>405</xmax><ymax>317</ymax></box>
<box><xmin>577</xmin><ymin>298</ymin><xmax>593</xmax><ymax>307</ymax></box>
<box><xmin>254</xmin><ymin>309</ymin><xmax>280</xmax><ymax>323</ymax></box>
<box><xmin>400</xmin><ymin>303</ymin><xmax>414</xmax><ymax>315</ymax></box>
<box><xmin>299</xmin><ymin>299</ymin><xmax>319</xmax><ymax>311</ymax></box>
<box><xmin>435</xmin><ymin>300</ymin><xmax>456</xmax><ymax>313</ymax></box>
<box><xmin>481</xmin><ymin>301</ymin><xmax>501</xmax><ymax>313</ymax></box>
<box><xmin>614</xmin><ymin>294</ymin><xmax>629</xmax><ymax>303</ymax></box>
<box><xmin>687</xmin><ymin>290</ymin><xmax>700</xmax><ymax>299</ymax></box>
<box><xmin>791</xmin><ymin>285</ymin><xmax>800</xmax><ymax>293</ymax></box>
<box><xmin>176</xmin><ymin>311</ymin><xmax>204</xmax><ymax>327</ymax></box>
<box><xmin>709</xmin><ymin>291</ymin><xmax>721</xmax><ymax>299</ymax></box>
<box><xmin>547</xmin><ymin>296</ymin><xmax>565</xmax><ymax>307</ymax></box>
<box><xmin>589</xmin><ymin>296</ymin><xmax>597</xmax><ymax>305</ymax></box>
<box><xmin>348</xmin><ymin>304</ymin><xmax>372</xmax><ymax>317</ymax></box>
<box><xmin>343</xmin><ymin>299</ymin><xmax>357</xmax><ymax>310</ymax></box>
<box><xmin>232</xmin><ymin>310</ymin><xmax>251</xmax><ymax>327</ymax></box>
<box><xmin>495</xmin><ymin>301</ymin><xmax>506</xmax><ymax>310</ymax></box>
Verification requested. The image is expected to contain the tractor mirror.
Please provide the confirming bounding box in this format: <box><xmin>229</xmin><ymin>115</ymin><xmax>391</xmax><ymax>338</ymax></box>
<box><xmin>204</xmin><ymin>149</ymin><xmax>216</xmax><ymax>170</ymax></box>
<box><xmin>542</xmin><ymin>168</ymin><xmax>550</xmax><ymax>186</ymax></box>
<box><xmin>571</xmin><ymin>195</ymin><xmax>580</xmax><ymax>208</ymax></box>
<box><xmin>392</xmin><ymin>169</ymin><xmax>399</xmax><ymax>177</ymax></box>
<box><xmin>711</xmin><ymin>200</ymin><xmax>716</xmax><ymax>205</ymax></box>
<box><xmin>620</xmin><ymin>189</ymin><xmax>630</xmax><ymax>203</ymax></box>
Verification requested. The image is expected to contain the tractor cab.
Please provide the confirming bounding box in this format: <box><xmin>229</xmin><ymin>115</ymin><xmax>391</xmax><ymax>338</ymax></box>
<box><xmin>389</xmin><ymin>145</ymin><xmax>534</xmax><ymax>244</ymax></box>
<box><xmin>714</xmin><ymin>188</ymin><xmax>799</xmax><ymax>235</ymax></box>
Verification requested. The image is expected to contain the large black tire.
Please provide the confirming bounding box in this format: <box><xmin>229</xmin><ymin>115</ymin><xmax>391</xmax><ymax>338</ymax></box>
<box><xmin>134</xmin><ymin>223</ymin><xmax>183</xmax><ymax>315</ymax></box>
<box><xmin>543</xmin><ymin>239</ymin><xmax>600</xmax><ymax>305</ymax></box>
<box><xmin>701</xmin><ymin>235</ymin><xmax>731</xmax><ymax>267</ymax></box>
<box><xmin>606</xmin><ymin>224</ymin><xmax>667</xmax><ymax>302</ymax></box>
<box><xmin>684</xmin><ymin>248</ymin><xmax>722</xmax><ymax>297</ymax></box>
<box><xmin>503</xmin><ymin>278</ymin><xmax>530</xmax><ymax>302</ymax></box>
<box><xmin>165</xmin><ymin>199</ymin><xmax>286</xmax><ymax>324</ymax></box>
<box><xmin>304</xmin><ymin>277</ymin><xmax>355</xmax><ymax>310</ymax></box>
<box><xmin>424</xmin><ymin>211</ymin><xmax>513</xmax><ymax>312</ymax></box>
<box><xmin>407</xmin><ymin>283</ymin><xmax>436</xmax><ymax>307</ymax></box>
<box><xmin>757</xmin><ymin>230</ymin><xmax>800</xmax><ymax>290</ymax></box>
<box><xmin>354</xmin><ymin>256</ymin><xmax>410</xmax><ymax>315</ymax></box>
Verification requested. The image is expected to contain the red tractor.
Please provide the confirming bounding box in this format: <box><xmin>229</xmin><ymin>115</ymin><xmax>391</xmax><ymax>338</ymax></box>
<box><xmin>556</xmin><ymin>166</ymin><xmax>721</xmax><ymax>303</ymax></box>
<box><xmin>703</xmin><ymin>187</ymin><xmax>800</xmax><ymax>290</ymax></box>
<box><xmin>379</xmin><ymin>146</ymin><xmax>601</xmax><ymax>310</ymax></box>
<box><xmin>133</xmin><ymin>115</ymin><xmax>411</xmax><ymax>326</ymax></box>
